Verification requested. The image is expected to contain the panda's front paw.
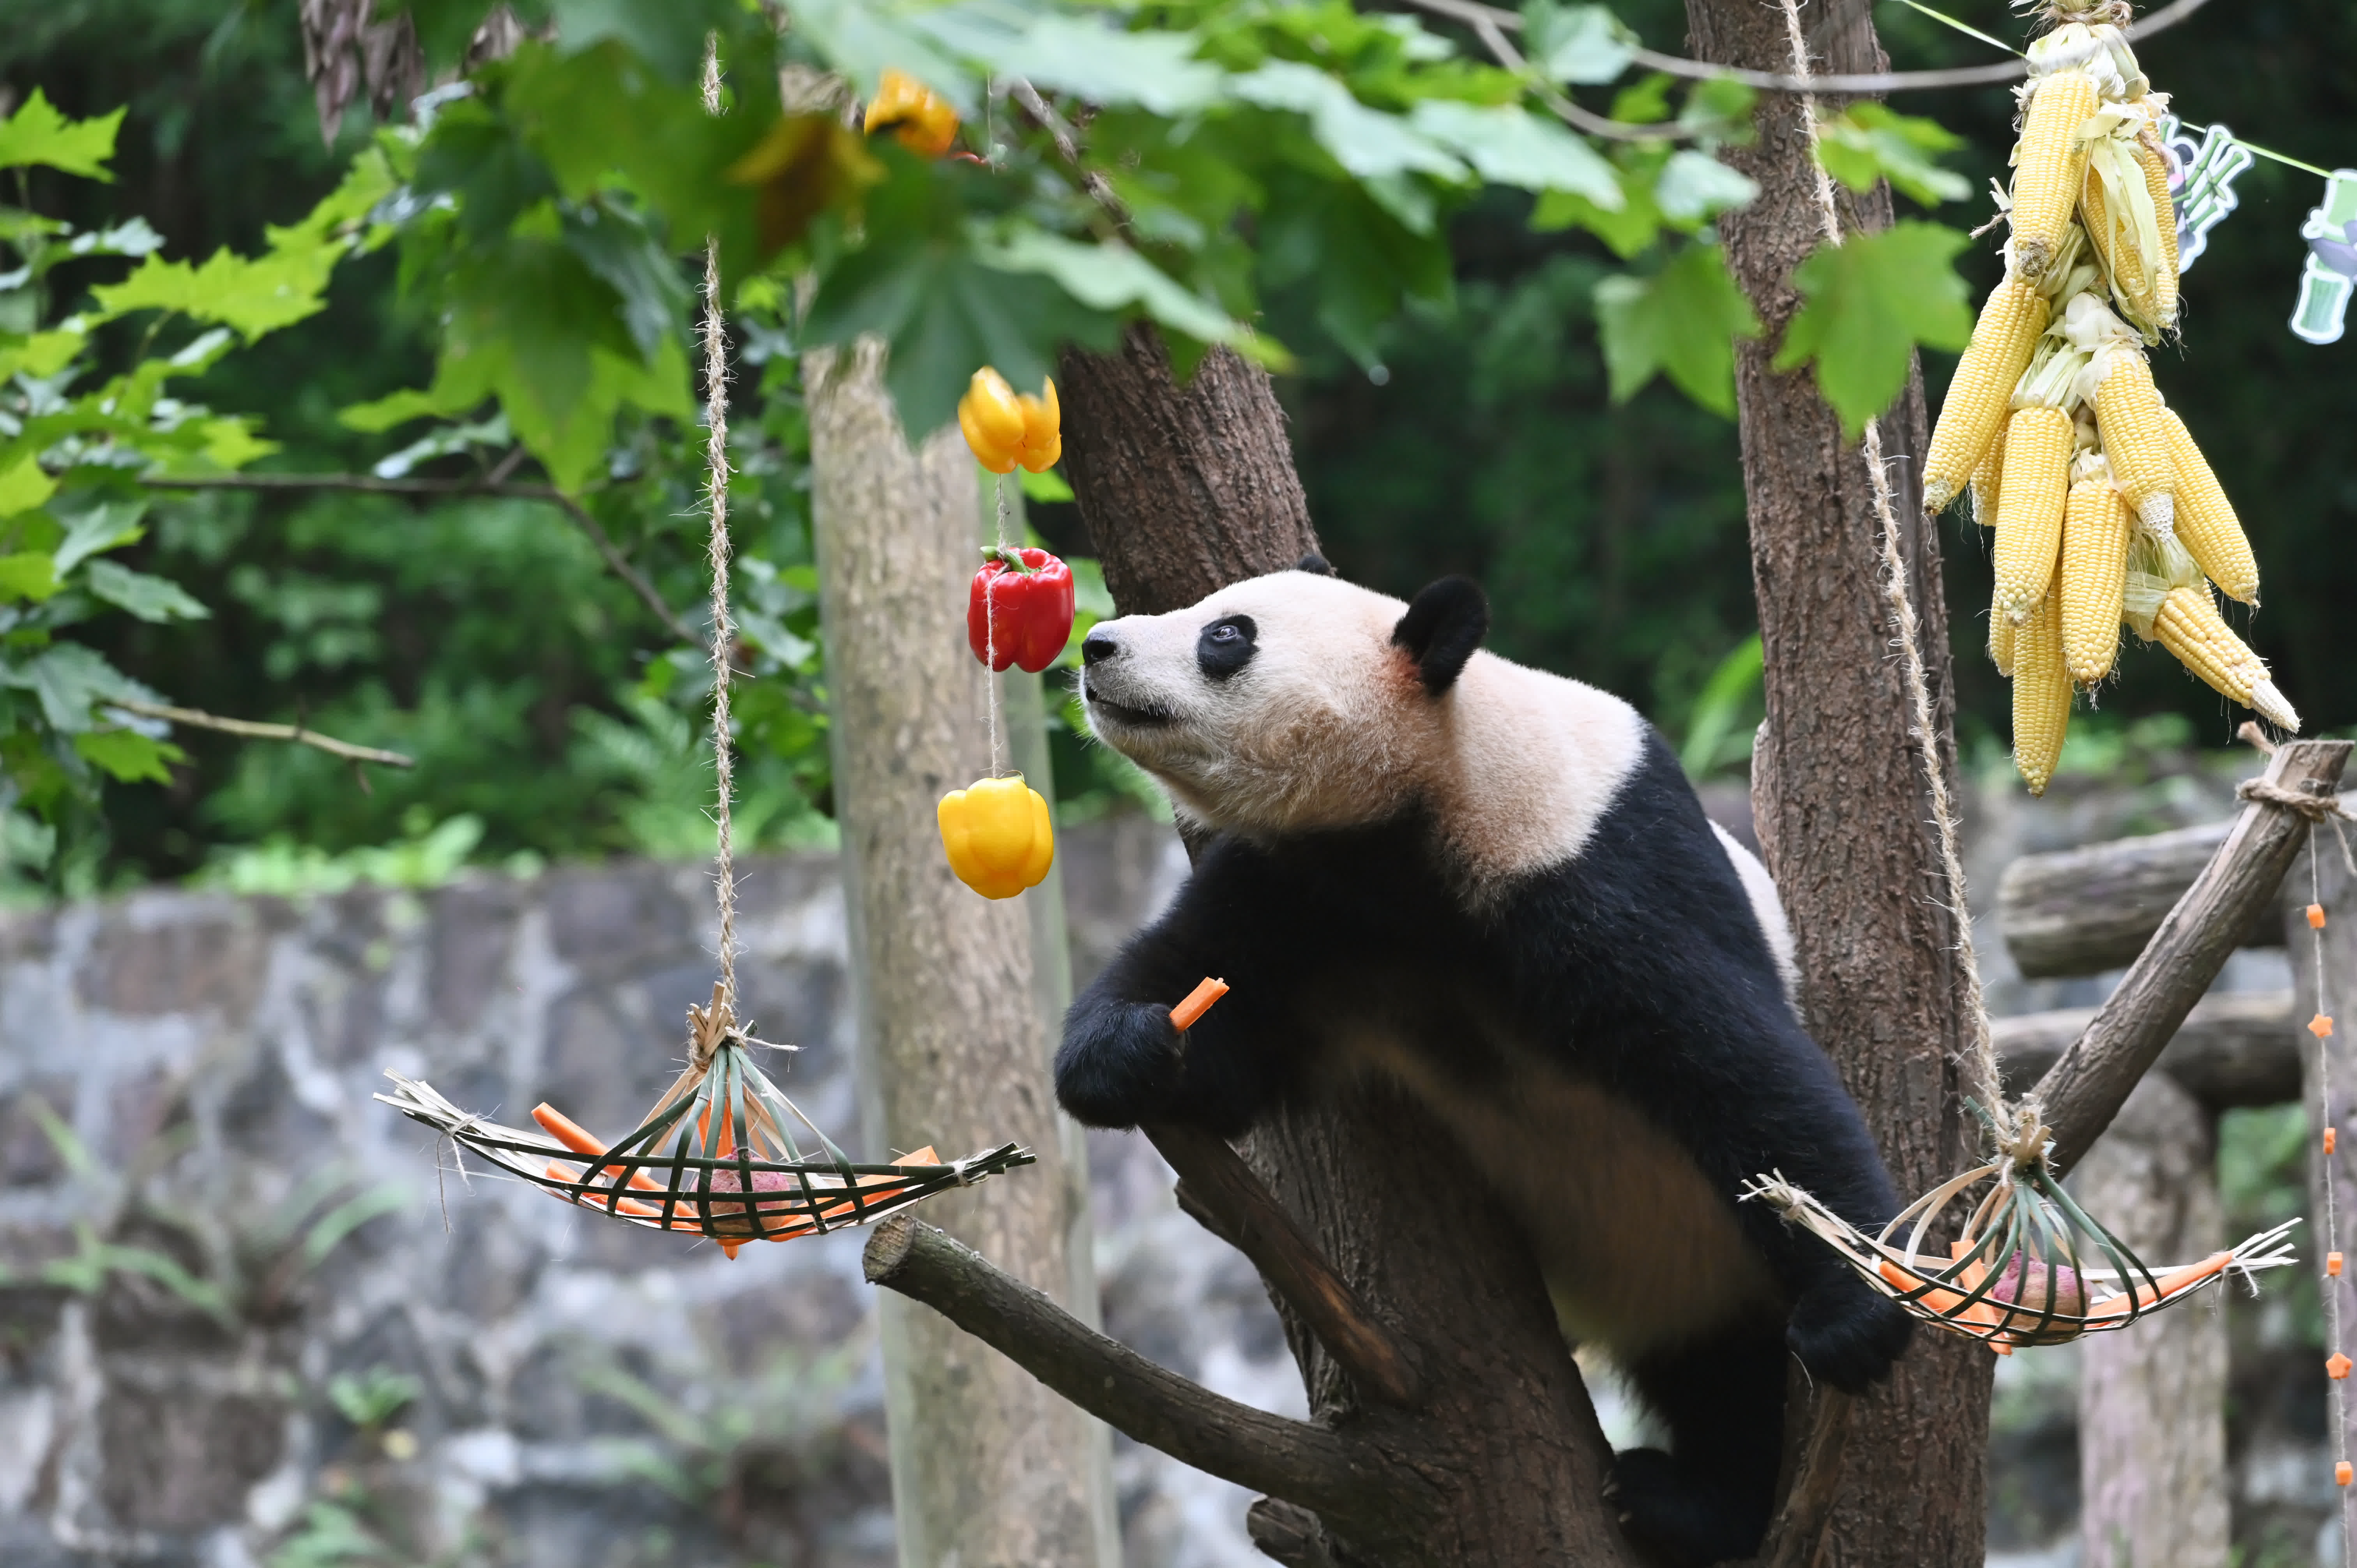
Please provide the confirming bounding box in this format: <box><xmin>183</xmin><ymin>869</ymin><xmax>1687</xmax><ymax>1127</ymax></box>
<box><xmin>1786</xmin><ymin>1273</ymin><xmax>1914</xmax><ymax>1393</ymax></box>
<box><xmin>1054</xmin><ymin>996</ymin><xmax>1185</xmax><ymax>1128</ymax></box>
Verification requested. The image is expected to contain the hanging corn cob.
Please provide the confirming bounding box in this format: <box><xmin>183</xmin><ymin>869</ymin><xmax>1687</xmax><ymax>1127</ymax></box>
<box><xmin>1969</xmin><ymin>417</ymin><xmax>2006</xmax><ymax>528</ymax></box>
<box><xmin>2058</xmin><ymin>456</ymin><xmax>2131</xmax><ymax>685</ymax></box>
<box><xmin>1926</xmin><ymin>6</ymin><xmax>2295</xmax><ymax>791</ymax></box>
<box><xmin>1990</xmin><ymin>405</ymin><xmax>2075</xmax><ymax>621</ymax></box>
<box><xmin>1923</xmin><ymin>279</ymin><xmax>2050</xmax><ymax>514</ymax></box>
<box><xmin>2008</xmin><ymin>67</ymin><xmax>2100</xmax><ymax>281</ymax></box>
<box><xmin>2163</xmin><ymin>409</ymin><xmax>2259</xmax><ymax>604</ymax></box>
<box><xmin>2012</xmin><ymin>593</ymin><xmax>2071</xmax><ymax>797</ymax></box>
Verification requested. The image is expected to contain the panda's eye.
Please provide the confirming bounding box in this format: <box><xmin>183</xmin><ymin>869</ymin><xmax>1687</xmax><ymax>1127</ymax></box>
<box><xmin>1197</xmin><ymin>614</ymin><xmax>1258</xmax><ymax>680</ymax></box>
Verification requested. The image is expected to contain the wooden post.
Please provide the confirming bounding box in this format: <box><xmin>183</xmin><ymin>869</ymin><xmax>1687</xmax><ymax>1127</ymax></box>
<box><xmin>807</xmin><ymin>337</ymin><xmax>1115</xmax><ymax>1568</ymax></box>
<box><xmin>2293</xmin><ymin>821</ymin><xmax>2357</xmax><ymax>1555</ymax></box>
<box><xmin>2074</xmin><ymin>1072</ymin><xmax>2229</xmax><ymax>1568</ymax></box>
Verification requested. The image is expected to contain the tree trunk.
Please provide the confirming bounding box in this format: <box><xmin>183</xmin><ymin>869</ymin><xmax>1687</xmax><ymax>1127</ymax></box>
<box><xmin>807</xmin><ymin>337</ymin><xmax>1117</xmax><ymax>1568</ymax></box>
<box><xmin>1060</xmin><ymin>325</ymin><xmax>1642</xmax><ymax>1565</ymax></box>
<box><xmin>2075</xmin><ymin>1073</ymin><xmax>2229</xmax><ymax>1568</ymax></box>
<box><xmin>1682</xmin><ymin>5</ymin><xmax>1992</xmax><ymax>1564</ymax></box>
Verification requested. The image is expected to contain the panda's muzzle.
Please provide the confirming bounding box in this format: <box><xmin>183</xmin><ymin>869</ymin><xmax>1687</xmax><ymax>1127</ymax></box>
<box><xmin>1081</xmin><ymin>678</ymin><xmax>1173</xmax><ymax>730</ymax></box>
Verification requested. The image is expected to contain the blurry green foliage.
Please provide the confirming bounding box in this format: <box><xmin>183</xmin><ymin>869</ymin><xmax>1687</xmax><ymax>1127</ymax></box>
<box><xmin>1</xmin><ymin>0</ymin><xmax>2346</xmax><ymax>891</ymax></box>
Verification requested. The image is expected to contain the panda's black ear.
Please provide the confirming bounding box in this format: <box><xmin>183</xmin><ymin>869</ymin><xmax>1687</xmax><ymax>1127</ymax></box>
<box><xmin>1293</xmin><ymin>553</ymin><xmax>1336</xmax><ymax>577</ymax></box>
<box><xmin>1392</xmin><ymin>577</ymin><xmax>1488</xmax><ymax>695</ymax></box>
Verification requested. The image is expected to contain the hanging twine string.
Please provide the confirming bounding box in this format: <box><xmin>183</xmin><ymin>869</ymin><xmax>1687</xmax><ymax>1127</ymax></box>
<box><xmin>2303</xmin><ymin>829</ymin><xmax>2357</xmax><ymax>1522</ymax></box>
<box><xmin>700</xmin><ymin>41</ymin><xmax>739</xmax><ymax>1027</ymax></box>
<box><xmin>1778</xmin><ymin>0</ymin><xmax>2005</xmax><ymax>1118</ymax></box>
<box><xmin>984</xmin><ymin>477</ymin><xmax>1011</xmax><ymax>778</ymax></box>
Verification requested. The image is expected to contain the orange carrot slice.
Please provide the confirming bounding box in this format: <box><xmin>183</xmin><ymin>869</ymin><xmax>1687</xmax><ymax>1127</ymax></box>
<box><xmin>544</xmin><ymin>1162</ymin><xmax>665</xmax><ymax>1219</ymax></box>
<box><xmin>534</xmin><ymin>1104</ymin><xmax>665</xmax><ymax>1194</ymax></box>
<box><xmin>1171</xmin><ymin>977</ymin><xmax>1230</xmax><ymax>1032</ymax></box>
<box><xmin>2083</xmin><ymin>1250</ymin><xmax>2233</xmax><ymax>1319</ymax></box>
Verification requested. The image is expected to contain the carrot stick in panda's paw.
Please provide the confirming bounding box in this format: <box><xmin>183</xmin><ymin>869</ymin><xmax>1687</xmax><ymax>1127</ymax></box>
<box><xmin>1171</xmin><ymin>977</ymin><xmax>1230</xmax><ymax>1032</ymax></box>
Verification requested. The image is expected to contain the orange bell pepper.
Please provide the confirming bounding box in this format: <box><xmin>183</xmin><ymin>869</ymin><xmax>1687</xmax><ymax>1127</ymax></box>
<box><xmin>958</xmin><ymin>368</ymin><xmax>1061</xmax><ymax>474</ymax></box>
<box><xmin>863</xmin><ymin>69</ymin><xmax>959</xmax><ymax>157</ymax></box>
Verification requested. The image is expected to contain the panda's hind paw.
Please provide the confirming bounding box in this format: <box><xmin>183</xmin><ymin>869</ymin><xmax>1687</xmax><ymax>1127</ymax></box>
<box><xmin>1609</xmin><ymin>1448</ymin><xmax>1767</xmax><ymax>1568</ymax></box>
<box><xmin>1786</xmin><ymin>1275</ymin><xmax>1915</xmax><ymax>1393</ymax></box>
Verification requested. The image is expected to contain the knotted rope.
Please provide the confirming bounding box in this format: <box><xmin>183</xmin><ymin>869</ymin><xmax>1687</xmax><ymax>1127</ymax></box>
<box><xmin>700</xmin><ymin>41</ymin><xmax>740</xmax><ymax>1036</ymax></box>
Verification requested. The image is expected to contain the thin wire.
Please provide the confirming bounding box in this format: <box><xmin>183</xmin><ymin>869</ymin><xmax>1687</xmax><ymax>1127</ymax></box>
<box><xmin>2311</xmin><ymin>830</ymin><xmax>2354</xmax><ymax>1552</ymax></box>
<box><xmin>2174</xmin><ymin>123</ymin><xmax>2336</xmax><ymax>181</ymax></box>
<box><xmin>700</xmin><ymin>39</ymin><xmax>739</xmax><ymax>1017</ymax></box>
<box><xmin>1780</xmin><ymin>0</ymin><xmax>2004</xmax><ymax>1116</ymax></box>
<box><xmin>1892</xmin><ymin>0</ymin><xmax>2022</xmax><ymax>56</ymax></box>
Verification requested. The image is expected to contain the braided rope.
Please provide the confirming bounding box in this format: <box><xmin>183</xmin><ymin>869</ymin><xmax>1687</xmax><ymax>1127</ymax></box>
<box><xmin>1778</xmin><ymin>0</ymin><xmax>2004</xmax><ymax>1116</ymax></box>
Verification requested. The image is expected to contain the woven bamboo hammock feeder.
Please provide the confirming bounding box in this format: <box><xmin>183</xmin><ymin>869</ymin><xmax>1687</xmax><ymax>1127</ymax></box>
<box><xmin>1748</xmin><ymin>1101</ymin><xmax>2297</xmax><ymax>1355</ymax></box>
<box><xmin>378</xmin><ymin>43</ymin><xmax>1030</xmax><ymax>1252</ymax></box>
<box><xmin>1743</xmin><ymin>0</ymin><xmax>2301</xmax><ymax>1355</ymax></box>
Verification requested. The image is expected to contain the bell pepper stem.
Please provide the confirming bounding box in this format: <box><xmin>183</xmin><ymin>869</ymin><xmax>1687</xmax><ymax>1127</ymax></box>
<box><xmin>980</xmin><ymin>546</ymin><xmax>1038</xmax><ymax>574</ymax></box>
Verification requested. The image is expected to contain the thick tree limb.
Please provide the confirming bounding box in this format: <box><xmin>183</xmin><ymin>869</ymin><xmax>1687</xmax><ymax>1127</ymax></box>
<box><xmin>2034</xmin><ymin>738</ymin><xmax>2352</xmax><ymax>1174</ymax></box>
<box><xmin>1996</xmin><ymin>992</ymin><xmax>2297</xmax><ymax>1111</ymax></box>
<box><xmin>106</xmin><ymin>697</ymin><xmax>413</xmax><ymax>769</ymax></box>
<box><xmin>140</xmin><ymin>472</ymin><xmax>699</xmax><ymax>646</ymax></box>
<box><xmin>1148</xmin><ymin>1121</ymin><xmax>1424</xmax><ymax>1408</ymax></box>
<box><xmin>862</xmin><ymin>1215</ymin><xmax>1375</xmax><ymax>1519</ymax></box>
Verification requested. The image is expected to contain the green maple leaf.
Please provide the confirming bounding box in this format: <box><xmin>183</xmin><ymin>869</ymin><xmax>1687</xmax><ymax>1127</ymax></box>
<box><xmin>1593</xmin><ymin>241</ymin><xmax>1761</xmax><ymax>418</ymax></box>
<box><xmin>1773</xmin><ymin>221</ymin><xmax>1973</xmax><ymax>440</ymax></box>
<box><xmin>0</xmin><ymin>90</ymin><xmax>122</xmax><ymax>180</ymax></box>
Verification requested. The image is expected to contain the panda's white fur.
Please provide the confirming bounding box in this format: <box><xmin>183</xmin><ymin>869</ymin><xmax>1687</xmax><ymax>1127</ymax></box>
<box><xmin>1085</xmin><ymin>570</ymin><xmax>1797</xmax><ymax>999</ymax></box>
<box><xmin>1059</xmin><ymin>566</ymin><xmax>1912</xmax><ymax>1565</ymax></box>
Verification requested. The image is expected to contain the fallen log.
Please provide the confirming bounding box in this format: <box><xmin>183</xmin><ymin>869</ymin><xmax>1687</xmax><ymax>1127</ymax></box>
<box><xmin>1993</xmin><ymin>991</ymin><xmax>2297</xmax><ymax>1110</ymax></box>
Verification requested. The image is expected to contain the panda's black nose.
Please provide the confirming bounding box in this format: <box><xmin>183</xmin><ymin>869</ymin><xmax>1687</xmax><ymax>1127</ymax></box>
<box><xmin>1081</xmin><ymin>629</ymin><xmax>1120</xmax><ymax>666</ymax></box>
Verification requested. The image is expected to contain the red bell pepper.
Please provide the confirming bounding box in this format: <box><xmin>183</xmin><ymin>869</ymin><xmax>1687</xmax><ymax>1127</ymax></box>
<box><xmin>968</xmin><ymin>547</ymin><xmax>1075</xmax><ymax>673</ymax></box>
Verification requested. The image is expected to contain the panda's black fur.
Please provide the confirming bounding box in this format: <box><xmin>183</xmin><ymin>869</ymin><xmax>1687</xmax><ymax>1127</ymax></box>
<box><xmin>1055</xmin><ymin>564</ymin><xmax>1914</xmax><ymax>1567</ymax></box>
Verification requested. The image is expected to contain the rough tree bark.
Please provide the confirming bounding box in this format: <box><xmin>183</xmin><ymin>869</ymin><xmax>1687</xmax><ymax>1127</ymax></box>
<box><xmin>1058</xmin><ymin>323</ymin><xmax>1641</xmax><ymax>1564</ymax></box>
<box><xmin>807</xmin><ymin>338</ymin><xmax>1117</xmax><ymax>1568</ymax></box>
<box><xmin>2075</xmin><ymin>1074</ymin><xmax>2229</xmax><ymax>1568</ymax></box>
<box><xmin>1682</xmin><ymin>4</ymin><xmax>1991</xmax><ymax>1563</ymax></box>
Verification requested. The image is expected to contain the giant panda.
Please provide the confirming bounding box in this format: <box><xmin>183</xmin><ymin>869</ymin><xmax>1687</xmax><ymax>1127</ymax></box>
<box><xmin>1054</xmin><ymin>560</ymin><xmax>1914</xmax><ymax>1567</ymax></box>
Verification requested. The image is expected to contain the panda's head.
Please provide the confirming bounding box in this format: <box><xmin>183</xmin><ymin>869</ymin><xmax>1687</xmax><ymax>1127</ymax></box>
<box><xmin>1077</xmin><ymin>558</ymin><xmax>1489</xmax><ymax>835</ymax></box>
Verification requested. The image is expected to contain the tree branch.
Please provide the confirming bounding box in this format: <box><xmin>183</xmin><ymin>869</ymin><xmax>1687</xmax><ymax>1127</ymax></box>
<box><xmin>1399</xmin><ymin>0</ymin><xmax>2216</xmax><ymax>95</ymax></box>
<box><xmin>1247</xmin><ymin>1497</ymin><xmax>1339</xmax><ymax>1567</ymax></box>
<box><xmin>2034</xmin><ymin>738</ymin><xmax>2352</xmax><ymax>1174</ymax></box>
<box><xmin>862</xmin><ymin>1215</ymin><xmax>1376</xmax><ymax>1519</ymax></box>
<box><xmin>1757</xmin><ymin>1392</ymin><xmax>1853</xmax><ymax>1568</ymax></box>
<box><xmin>1148</xmin><ymin>1121</ymin><xmax>1424</xmax><ymax>1408</ymax></box>
<box><xmin>106</xmin><ymin>697</ymin><xmax>414</xmax><ymax>769</ymax></box>
<box><xmin>140</xmin><ymin>472</ymin><xmax>700</xmax><ymax>646</ymax></box>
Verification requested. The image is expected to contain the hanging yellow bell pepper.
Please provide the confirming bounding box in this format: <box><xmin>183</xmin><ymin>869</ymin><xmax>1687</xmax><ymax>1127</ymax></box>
<box><xmin>938</xmin><ymin>775</ymin><xmax>1054</xmax><ymax>899</ymax></box>
<box><xmin>863</xmin><ymin>69</ymin><xmax>960</xmax><ymax>158</ymax></box>
<box><xmin>958</xmin><ymin>367</ymin><xmax>1061</xmax><ymax>474</ymax></box>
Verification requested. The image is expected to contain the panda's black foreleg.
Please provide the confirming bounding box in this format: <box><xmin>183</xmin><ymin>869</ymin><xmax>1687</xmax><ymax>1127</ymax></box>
<box><xmin>1055</xmin><ymin>848</ymin><xmax>1297</xmax><ymax>1136</ymax></box>
<box><xmin>1613</xmin><ymin>1324</ymin><xmax>1788</xmax><ymax>1568</ymax></box>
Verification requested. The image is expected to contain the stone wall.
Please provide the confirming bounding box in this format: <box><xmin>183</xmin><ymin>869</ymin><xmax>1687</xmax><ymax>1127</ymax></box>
<box><xmin>0</xmin><ymin>772</ymin><xmax>2330</xmax><ymax>1567</ymax></box>
<box><xmin>0</xmin><ymin>817</ymin><xmax>1301</xmax><ymax>1568</ymax></box>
